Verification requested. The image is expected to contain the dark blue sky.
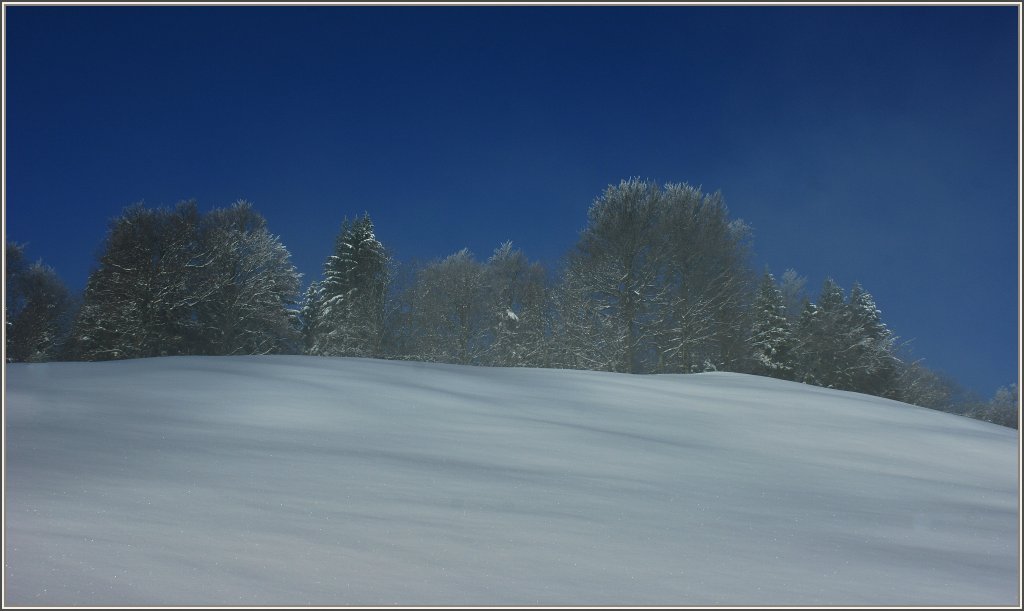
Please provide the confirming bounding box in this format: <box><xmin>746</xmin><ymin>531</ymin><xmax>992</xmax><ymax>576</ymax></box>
<box><xmin>4</xmin><ymin>5</ymin><xmax>1019</xmax><ymax>396</ymax></box>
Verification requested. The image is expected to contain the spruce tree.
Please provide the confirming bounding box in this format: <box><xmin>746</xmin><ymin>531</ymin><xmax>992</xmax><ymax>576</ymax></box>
<box><xmin>845</xmin><ymin>282</ymin><xmax>899</xmax><ymax>396</ymax></box>
<box><xmin>794</xmin><ymin>278</ymin><xmax>900</xmax><ymax>395</ymax></box>
<box><xmin>817</xmin><ymin>277</ymin><xmax>849</xmax><ymax>387</ymax></box>
<box><xmin>794</xmin><ymin>299</ymin><xmax>819</xmax><ymax>385</ymax></box>
<box><xmin>794</xmin><ymin>278</ymin><xmax>845</xmax><ymax>388</ymax></box>
<box><xmin>308</xmin><ymin>214</ymin><xmax>390</xmax><ymax>357</ymax></box>
<box><xmin>749</xmin><ymin>271</ymin><xmax>793</xmax><ymax>379</ymax></box>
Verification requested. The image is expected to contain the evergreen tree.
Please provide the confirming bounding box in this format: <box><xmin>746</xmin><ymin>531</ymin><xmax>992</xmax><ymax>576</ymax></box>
<box><xmin>749</xmin><ymin>271</ymin><xmax>793</xmax><ymax>379</ymax></box>
<box><xmin>794</xmin><ymin>299</ymin><xmax>821</xmax><ymax>385</ymax></box>
<box><xmin>795</xmin><ymin>278</ymin><xmax>901</xmax><ymax>395</ymax></box>
<box><xmin>307</xmin><ymin>214</ymin><xmax>391</xmax><ymax>357</ymax></box>
<box><xmin>844</xmin><ymin>282</ymin><xmax>899</xmax><ymax>396</ymax></box>
<box><xmin>796</xmin><ymin>277</ymin><xmax>846</xmax><ymax>388</ymax></box>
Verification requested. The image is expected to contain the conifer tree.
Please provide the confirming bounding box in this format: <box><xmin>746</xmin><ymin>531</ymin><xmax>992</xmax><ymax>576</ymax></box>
<box><xmin>307</xmin><ymin>213</ymin><xmax>391</xmax><ymax>357</ymax></box>
<box><xmin>795</xmin><ymin>278</ymin><xmax>845</xmax><ymax>388</ymax></box>
<box><xmin>795</xmin><ymin>278</ymin><xmax>900</xmax><ymax>395</ymax></box>
<box><xmin>749</xmin><ymin>271</ymin><xmax>793</xmax><ymax>379</ymax></box>
<box><xmin>844</xmin><ymin>282</ymin><xmax>899</xmax><ymax>396</ymax></box>
<box><xmin>794</xmin><ymin>300</ymin><xmax>820</xmax><ymax>385</ymax></box>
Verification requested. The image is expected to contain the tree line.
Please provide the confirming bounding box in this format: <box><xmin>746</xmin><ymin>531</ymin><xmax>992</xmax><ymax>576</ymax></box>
<box><xmin>4</xmin><ymin>178</ymin><xmax>1018</xmax><ymax>428</ymax></box>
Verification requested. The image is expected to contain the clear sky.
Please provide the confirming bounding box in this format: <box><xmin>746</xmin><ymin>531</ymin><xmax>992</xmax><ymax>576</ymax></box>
<box><xmin>3</xmin><ymin>4</ymin><xmax>1019</xmax><ymax>397</ymax></box>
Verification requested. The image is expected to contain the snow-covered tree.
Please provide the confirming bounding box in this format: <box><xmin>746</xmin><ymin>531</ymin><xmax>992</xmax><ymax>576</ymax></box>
<box><xmin>972</xmin><ymin>384</ymin><xmax>1019</xmax><ymax>429</ymax></box>
<box><xmin>557</xmin><ymin>179</ymin><xmax>753</xmax><ymax>374</ymax></box>
<box><xmin>889</xmin><ymin>359</ymin><xmax>958</xmax><ymax>411</ymax></box>
<box><xmin>5</xmin><ymin>242</ymin><xmax>28</xmax><ymax>356</ymax></box>
<box><xmin>550</xmin><ymin>255</ymin><xmax>621</xmax><ymax>371</ymax></box>
<box><xmin>749</xmin><ymin>271</ymin><xmax>793</xmax><ymax>379</ymax></box>
<box><xmin>794</xmin><ymin>277</ymin><xmax>847</xmax><ymax>388</ymax></box>
<box><xmin>5</xmin><ymin>243</ymin><xmax>76</xmax><ymax>362</ymax></box>
<box><xmin>561</xmin><ymin>178</ymin><xmax>667</xmax><ymax>373</ymax></box>
<box><xmin>376</xmin><ymin>260</ymin><xmax>419</xmax><ymax>359</ymax></box>
<box><xmin>844</xmin><ymin>282</ymin><xmax>899</xmax><ymax>396</ymax></box>
<box><xmin>404</xmin><ymin>248</ymin><xmax>488</xmax><ymax>365</ymax></box>
<box><xmin>5</xmin><ymin>242</ymin><xmax>27</xmax><ymax>312</ymax></box>
<box><xmin>795</xmin><ymin>278</ymin><xmax>899</xmax><ymax>395</ymax></box>
<box><xmin>655</xmin><ymin>184</ymin><xmax>753</xmax><ymax>373</ymax></box>
<box><xmin>778</xmin><ymin>268</ymin><xmax>808</xmax><ymax>322</ymax></box>
<box><xmin>306</xmin><ymin>214</ymin><xmax>391</xmax><ymax>357</ymax></box>
<box><xmin>72</xmin><ymin>201</ymin><xmax>302</xmax><ymax>360</ymax></box>
<box><xmin>481</xmin><ymin>242</ymin><xmax>549</xmax><ymax>367</ymax></box>
<box><xmin>72</xmin><ymin>202</ymin><xmax>206</xmax><ymax>360</ymax></box>
<box><xmin>194</xmin><ymin>201</ymin><xmax>302</xmax><ymax>355</ymax></box>
<box><xmin>300</xmin><ymin>280</ymin><xmax>325</xmax><ymax>353</ymax></box>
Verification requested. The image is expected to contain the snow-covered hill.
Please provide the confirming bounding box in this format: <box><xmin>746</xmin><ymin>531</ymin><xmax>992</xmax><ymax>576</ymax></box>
<box><xmin>4</xmin><ymin>356</ymin><xmax>1019</xmax><ymax>606</ymax></box>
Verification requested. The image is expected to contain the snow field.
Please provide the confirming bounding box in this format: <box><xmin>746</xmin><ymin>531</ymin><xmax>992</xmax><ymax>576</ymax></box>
<box><xmin>4</xmin><ymin>356</ymin><xmax>1019</xmax><ymax>605</ymax></box>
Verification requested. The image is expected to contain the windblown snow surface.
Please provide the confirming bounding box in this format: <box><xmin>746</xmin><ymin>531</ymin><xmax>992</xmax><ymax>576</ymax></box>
<box><xmin>4</xmin><ymin>356</ymin><xmax>1019</xmax><ymax>606</ymax></box>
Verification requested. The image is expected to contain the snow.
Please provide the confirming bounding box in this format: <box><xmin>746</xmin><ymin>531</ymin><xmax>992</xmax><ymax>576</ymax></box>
<box><xmin>4</xmin><ymin>356</ymin><xmax>1019</xmax><ymax>606</ymax></box>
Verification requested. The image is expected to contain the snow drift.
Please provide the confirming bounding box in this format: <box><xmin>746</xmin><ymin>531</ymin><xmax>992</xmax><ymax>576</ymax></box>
<box><xmin>4</xmin><ymin>356</ymin><xmax>1019</xmax><ymax>606</ymax></box>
